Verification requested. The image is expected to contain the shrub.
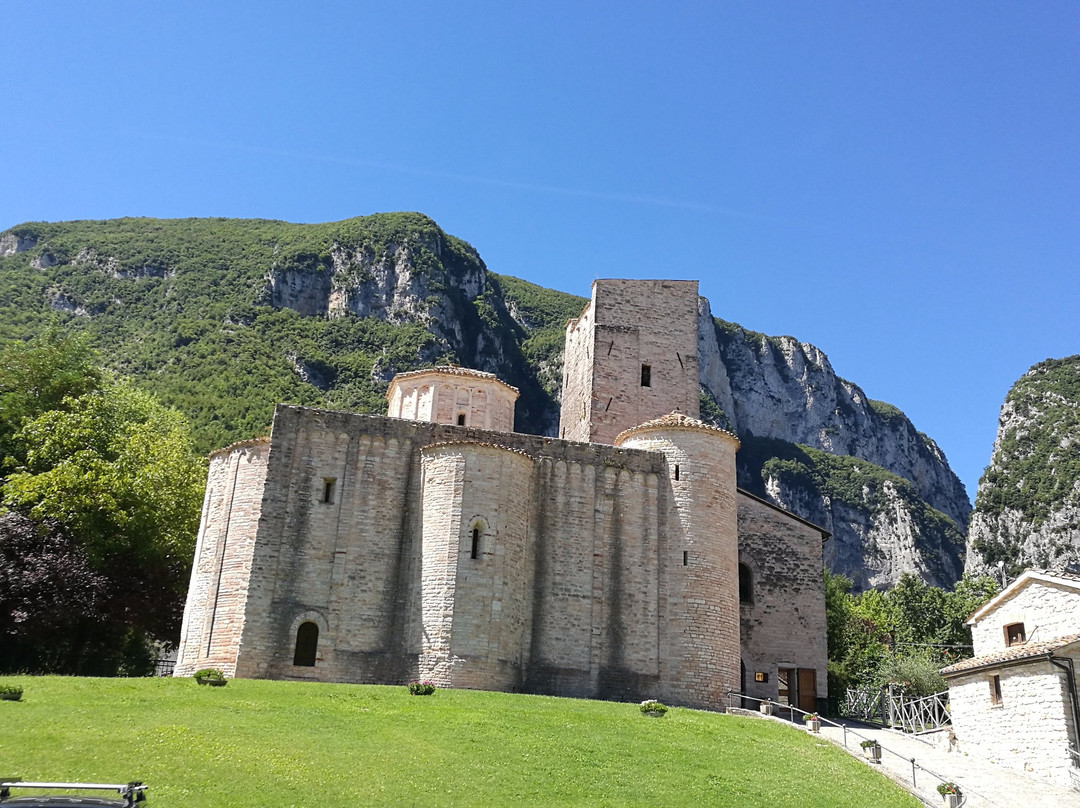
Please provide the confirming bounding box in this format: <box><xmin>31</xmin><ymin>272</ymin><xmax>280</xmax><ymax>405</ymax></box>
<box><xmin>639</xmin><ymin>699</ymin><xmax>668</xmax><ymax>716</ymax></box>
<box><xmin>802</xmin><ymin>712</ymin><xmax>820</xmax><ymax>723</ymax></box>
<box><xmin>859</xmin><ymin>739</ymin><xmax>879</xmax><ymax>749</ymax></box>
<box><xmin>0</xmin><ymin>685</ymin><xmax>24</xmax><ymax>701</ymax></box>
<box><xmin>937</xmin><ymin>782</ymin><xmax>961</xmax><ymax>796</ymax></box>
<box><xmin>193</xmin><ymin>668</ymin><xmax>225</xmax><ymax>682</ymax></box>
<box><xmin>407</xmin><ymin>680</ymin><xmax>436</xmax><ymax>696</ymax></box>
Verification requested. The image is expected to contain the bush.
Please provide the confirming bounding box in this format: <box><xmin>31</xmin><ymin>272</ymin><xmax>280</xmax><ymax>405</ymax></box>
<box><xmin>407</xmin><ymin>680</ymin><xmax>435</xmax><ymax>696</ymax></box>
<box><xmin>193</xmin><ymin>668</ymin><xmax>225</xmax><ymax>682</ymax></box>
<box><xmin>639</xmin><ymin>700</ymin><xmax>668</xmax><ymax>716</ymax></box>
<box><xmin>0</xmin><ymin>684</ymin><xmax>24</xmax><ymax>700</ymax></box>
<box><xmin>859</xmin><ymin>739</ymin><xmax>879</xmax><ymax>749</ymax></box>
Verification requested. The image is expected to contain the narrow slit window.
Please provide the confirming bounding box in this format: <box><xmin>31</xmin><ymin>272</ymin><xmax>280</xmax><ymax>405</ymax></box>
<box><xmin>641</xmin><ymin>364</ymin><xmax>652</xmax><ymax>387</ymax></box>
<box><xmin>674</xmin><ymin>464</ymin><xmax>680</xmax><ymax>481</ymax></box>
<box><xmin>739</xmin><ymin>563</ymin><xmax>753</xmax><ymax>603</ymax></box>
<box><xmin>322</xmin><ymin>478</ymin><xmax>336</xmax><ymax>504</ymax></box>
<box><xmin>990</xmin><ymin>674</ymin><xmax>1002</xmax><ymax>706</ymax></box>
<box><xmin>683</xmin><ymin>550</ymin><xmax>689</xmax><ymax>566</ymax></box>
<box><xmin>471</xmin><ymin>527</ymin><xmax>480</xmax><ymax>560</ymax></box>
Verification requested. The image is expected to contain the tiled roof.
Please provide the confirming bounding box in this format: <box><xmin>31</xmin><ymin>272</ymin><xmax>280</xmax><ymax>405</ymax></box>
<box><xmin>967</xmin><ymin>569</ymin><xmax>1080</xmax><ymax>625</ymax></box>
<box><xmin>940</xmin><ymin>633</ymin><xmax>1080</xmax><ymax>676</ymax></box>
<box><xmin>421</xmin><ymin>440</ymin><xmax>532</xmax><ymax>459</ymax></box>
<box><xmin>207</xmin><ymin>437</ymin><xmax>270</xmax><ymax>459</ymax></box>
<box><xmin>615</xmin><ymin>411</ymin><xmax>740</xmax><ymax>445</ymax></box>
<box><xmin>386</xmin><ymin>366</ymin><xmax>520</xmax><ymax>397</ymax></box>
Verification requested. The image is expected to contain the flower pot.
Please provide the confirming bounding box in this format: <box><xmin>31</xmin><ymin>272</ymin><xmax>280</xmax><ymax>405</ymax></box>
<box><xmin>642</xmin><ymin>710</ymin><xmax>665</xmax><ymax>718</ymax></box>
<box><xmin>942</xmin><ymin>795</ymin><xmax>959</xmax><ymax>808</ymax></box>
<box><xmin>0</xmin><ymin>691</ymin><xmax>22</xmax><ymax>701</ymax></box>
<box><xmin>759</xmin><ymin>703</ymin><xmax>773</xmax><ymax>716</ymax></box>
<box><xmin>863</xmin><ymin>744</ymin><xmax>881</xmax><ymax>762</ymax></box>
<box><xmin>196</xmin><ymin>676</ymin><xmax>226</xmax><ymax>687</ymax></box>
<box><xmin>806</xmin><ymin>719</ymin><xmax>820</xmax><ymax>733</ymax></box>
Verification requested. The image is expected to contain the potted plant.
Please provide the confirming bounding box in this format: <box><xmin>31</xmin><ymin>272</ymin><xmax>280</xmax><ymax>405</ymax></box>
<box><xmin>0</xmin><ymin>685</ymin><xmax>23</xmax><ymax>702</ymax></box>
<box><xmin>937</xmin><ymin>782</ymin><xmax>962</xmax><ymax>807</ymax></box>
<box><xmin>860</xmin><ymin>739</ymin><xmax>882</xmax><ymax>762</ymax></box>
<box><xmin>193</xmin><ymin>668</ymin><xmax>227</xmax><ymax>687</ymax></box>
<box><xmin>407</xmin><ymin>680</ymin><xmax>436</xmax><ymax>696</ymax></box>
<box><xmin>759</xmin><ymin>700</ymin><xmax>773</xmax><ymax>716</ymax></box>
<box><xmin>639</xmin><ymin>699</ymin><xmax>668</xmax><ymax>718</ymax></box>
<box><xmin>802</xmin><ymin>712</ymin><xmax>821</xmax><ymax>732</ymax></box>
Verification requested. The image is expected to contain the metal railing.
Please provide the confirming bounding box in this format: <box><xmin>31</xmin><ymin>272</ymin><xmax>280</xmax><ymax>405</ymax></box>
<box><xmin>891</xmin><ymin>689</ymin><xmax>951</xmax><ymax>734</ymax></box>
<box><xmin>725</xmin><ymin>691</ymin><xmax>966</xmax><ymax>805</ymax></box>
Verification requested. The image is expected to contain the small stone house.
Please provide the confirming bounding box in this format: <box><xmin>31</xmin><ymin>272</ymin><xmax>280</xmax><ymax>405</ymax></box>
<box><xmin>942</xmin><ymin>569</ymin><xmax>1080</xmax><ymax>789</ymax></box>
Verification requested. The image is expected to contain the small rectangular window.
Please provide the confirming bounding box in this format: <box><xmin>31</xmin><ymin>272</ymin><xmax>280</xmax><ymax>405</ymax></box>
<box><xmin>471</xmin><ymin>527</ymin><xmax>480</xmax><ymax>560</ymax></box>
<box><xmin>322</xmin><ymin>478</ymin><xmax>336</xmax><ymax>504</ymax></box>
<box><xmin>1004</xmin><ymin>623</ymin><xmax>1026</xmax><ymax>647</ymax></box>
<box><xmin>457</xmin><ymin>413</ymin><xmax>466</xmax><ymax>426</ymax></box>
<box><xmin>683</xmin><ymin>550</ymin><xmax>689</xmax><ymax>566</ymax></box>
<box><xmin>674</xmin><ymin>464</ymin><xmax>680</xmax><ymax>481</ymax></box>
<box><xmin>641</xmin><ymin>364</ymin><xmax>652</xmax><ymax>387</ymax></box>
<box><xmin>990</xmin><ymin>674</ymin><xmax>1002</xmax><ymax>706</ymax></box>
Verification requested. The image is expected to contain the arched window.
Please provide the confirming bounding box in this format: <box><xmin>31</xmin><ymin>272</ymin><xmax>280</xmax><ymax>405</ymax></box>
<box><xmin>293</xmin><ymin>621</ymin><xmax>319</xmax><ymax>666</ymax></box>
<box><xmin>739</xmin><ymin>563</ymin><xmax>753</xmax><ymax>604</ymax></box>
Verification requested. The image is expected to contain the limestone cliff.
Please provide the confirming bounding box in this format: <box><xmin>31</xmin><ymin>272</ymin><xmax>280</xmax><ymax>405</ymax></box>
<box><xmin>0</xmin><ymin>213</ymin><xmax>973</xmax><ymax>588</ymax></box>
<box><xmin>697</xmin><ymin>298</ymin><xmax>970</xmax><ymax>532</ymax></box>
<box><xmin>966</xmin><ymin>356</ymin><xmax>1080</xmax><ymax>577</ymax></box>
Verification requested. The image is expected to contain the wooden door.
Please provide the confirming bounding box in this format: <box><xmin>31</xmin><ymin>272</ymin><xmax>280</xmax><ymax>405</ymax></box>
<box><xmin>797</xmin><ymin>668</ymin><xmax>817</xmax><ymax>713</ymax></box>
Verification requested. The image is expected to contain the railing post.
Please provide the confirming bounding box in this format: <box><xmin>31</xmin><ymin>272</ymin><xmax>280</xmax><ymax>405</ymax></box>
<box><xmin>910</xmin><ymin>758</ymin><xmax>917</xmax><ymax>789</ymax></box>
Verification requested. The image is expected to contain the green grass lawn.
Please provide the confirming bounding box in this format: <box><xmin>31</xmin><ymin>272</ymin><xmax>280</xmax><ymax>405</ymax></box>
<box><xmin>0</xmin><ymin>676</ymin><xmax>919</xmax><ymax>808</ymax></box>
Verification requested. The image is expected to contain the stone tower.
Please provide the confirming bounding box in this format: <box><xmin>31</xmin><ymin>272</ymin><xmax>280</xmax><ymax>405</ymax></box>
<box><xmin>615</xmin><ymin>413</ymin><xmax>741</xmax><ymax>708</ymax></box>
<box><xmin>559</xmin><ymin>279</ymin><xmax>700</xmax><ymax>445</ymax></box>
<box><xmin>386</xmin><ymin>366</ymin><xmax>519</xmax><ymax>431</ymax></box>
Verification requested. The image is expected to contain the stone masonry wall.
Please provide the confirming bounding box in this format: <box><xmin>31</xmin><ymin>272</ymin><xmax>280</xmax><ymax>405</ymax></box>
<box><xmin>560</xmin><ymin>280</ymin><xmax>700</xmax><ymax>445</ymax></box>
<box><xmin>949</xmin><ymin>651</ymin><xmax>1080</xmax><ymax>788</ymax></box>
<box><xmin>971</xmin><ymin>580</ymin><xmax>1080</xmax><ymax>656</ymax></box>
<box><xmin>617</xmin><ymin>424</ymin><xmax>741</xmax><ymax>710</ymax></box>
<box><xmin>736</xmin><ymin>491</ymin><xmax>829</xmax><ymax>710</ymax></box>
<box><xmin>175</xmin><ymin>439</ymin><xmax>269</xmax><ymax>677</ymax></box>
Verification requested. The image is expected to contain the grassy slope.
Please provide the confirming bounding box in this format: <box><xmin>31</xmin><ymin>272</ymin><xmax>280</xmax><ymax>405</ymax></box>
<box><xmin>0</xmin><ymin>677</ymin><xmax>918</xmax><ymax>808</ymax></box>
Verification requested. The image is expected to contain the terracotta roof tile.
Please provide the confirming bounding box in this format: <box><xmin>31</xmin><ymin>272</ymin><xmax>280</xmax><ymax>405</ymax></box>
<box><xmin>615</xmin><ymin>411</ymin><xmax>740</xmax><ymax>445</ymax></box>
<box><xmin>940</xmin><ymin>633</ymin><xmax>1080</xmax><ymax>676</ymax></box>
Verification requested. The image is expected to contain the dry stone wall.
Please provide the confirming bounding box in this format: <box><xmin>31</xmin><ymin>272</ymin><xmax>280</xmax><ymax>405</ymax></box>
<box><xmin>949</xmin><ymin>652</ymin><xmax>1080</xmax><ymax>788</ymax></box>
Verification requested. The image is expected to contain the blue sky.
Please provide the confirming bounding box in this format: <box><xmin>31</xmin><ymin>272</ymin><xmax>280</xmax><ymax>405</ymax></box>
<box><xmin>2</xmin><ymin>2</ymin><xmax>1077</xmax><ymax>500</ymax></box>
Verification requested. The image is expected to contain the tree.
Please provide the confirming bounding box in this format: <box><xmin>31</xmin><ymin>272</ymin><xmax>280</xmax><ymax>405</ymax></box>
<box><xmin>0</xmin><ymin>336</ymin><xmax>205</xmax><ymax>673</ymax></box>
<box><xmin>0</xmin><ymin>332</ymin><xmax>102</xmax><ymax>473</ymax></box>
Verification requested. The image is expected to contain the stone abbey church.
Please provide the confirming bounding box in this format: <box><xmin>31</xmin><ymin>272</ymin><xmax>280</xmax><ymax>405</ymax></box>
<box><xmin>175</xmin><ymin>279</ymin><xmax>829</xmax><ymax>712</ymax></box>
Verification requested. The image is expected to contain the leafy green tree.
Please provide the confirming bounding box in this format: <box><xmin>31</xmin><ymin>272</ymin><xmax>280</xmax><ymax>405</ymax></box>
<box><xmin>0</xmin><ymin>337</ymin><xmax>205</xmax><ymax>673</ymax></box>
<box><xmin>0</xmin><ymin>332</ymin><xmax>102</xmax><ymax>471</ymax></box>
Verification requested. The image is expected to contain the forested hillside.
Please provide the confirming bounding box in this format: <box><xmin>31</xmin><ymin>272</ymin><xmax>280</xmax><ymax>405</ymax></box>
<box><xmin>967</xmin><ymin>355</ymin><xmax>1080</xmax><ymax>576</ymax></box>
<box><xmin>1</xmin><ymin>213</ymin><xmax>970</xmax><ymax>589</ymax></box>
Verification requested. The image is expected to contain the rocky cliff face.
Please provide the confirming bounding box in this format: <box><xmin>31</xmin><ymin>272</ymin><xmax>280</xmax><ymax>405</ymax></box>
<box><xmin>0</xmin><ymin>213</ymin><xmax>974</xmax><ymax>589</ymax></box>
<box><xmin>698</xmin><ymin>298</ymin><xmax>970</xmax><ymax>532</ymax></box>
<box><xmin>966</xmin><ymin>356</ymin><xmax>1080</xmax><ymax>577</ymax></box>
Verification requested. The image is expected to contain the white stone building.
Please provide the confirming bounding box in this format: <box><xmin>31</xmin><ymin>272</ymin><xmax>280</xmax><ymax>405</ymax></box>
<box><xmin>942</xmin><ymin>569</ymin><xmax>1080</xmax><ymax>789</ymax></box>
<box><xmin>175</xmin><ymin>279</ymin><xmax>830</xmax><ymax>713</ymax></box>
